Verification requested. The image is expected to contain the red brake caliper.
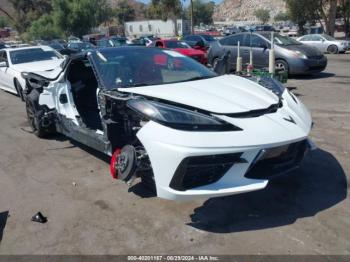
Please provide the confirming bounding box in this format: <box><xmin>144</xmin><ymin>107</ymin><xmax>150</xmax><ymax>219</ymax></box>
<box><xmin>110</xmin><ymin>148</ymin><xmax>121</xmax><ymax>179</ymax></box>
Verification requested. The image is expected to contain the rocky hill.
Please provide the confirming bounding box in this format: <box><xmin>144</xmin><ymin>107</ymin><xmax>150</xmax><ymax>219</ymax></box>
<box><xmin>213</xmin><ymin>0</ymin><xmax>287</xmax><ymax>22</ymax></box>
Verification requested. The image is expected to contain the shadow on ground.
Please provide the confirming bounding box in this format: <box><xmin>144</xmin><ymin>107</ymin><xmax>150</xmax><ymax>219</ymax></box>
<box><xmin>290</xmin><ymin>72</ymin><xmax>335</xmax><ymax>80</ymax></box>
<box><xmin>0</xmin><ymin>211</ymin><xmax>9</xmax><ymax>242</ymax></box>
<box><xmin>188</xmin><ymin>149</ymin><xmax>347</xmax><ymax>233</ymax></box>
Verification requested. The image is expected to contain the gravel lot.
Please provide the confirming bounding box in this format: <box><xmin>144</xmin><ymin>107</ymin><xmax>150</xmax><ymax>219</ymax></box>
<box><xmin>0</xmin><ymin>54</ymin><xmax>349</xmax><ymax>255</ymax></box>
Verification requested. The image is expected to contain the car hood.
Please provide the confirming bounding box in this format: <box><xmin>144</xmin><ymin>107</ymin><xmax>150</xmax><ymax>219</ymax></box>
<box><xmin>12</xmin><ymin>59</ymin><xmax>64</xmax><ymax>73</ymax></box>
<box><xmin>118</xmin><ymin>75</ymin><xmax>279</xmax><ymax>114</ymax></box>
<box><xmin>282</xmin><ymin>44</ymin><xmax>323</xmax><ymax>57</ymax></box>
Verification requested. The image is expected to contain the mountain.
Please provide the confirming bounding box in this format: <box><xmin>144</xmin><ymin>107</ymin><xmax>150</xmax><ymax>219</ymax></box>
<box><xmin>213</xmin><ymin>0</ymin><xmax>287</xmax><ymax>22</ymax></box>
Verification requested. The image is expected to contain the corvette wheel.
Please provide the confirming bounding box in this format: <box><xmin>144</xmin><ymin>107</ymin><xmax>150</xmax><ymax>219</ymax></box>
<box><xmin>14</xmin><ymin>79</ymin><xmax>25</xmax><ymax>101</ymax></box>
<box><xmin>327</xmin><ymin>45</ymin><xmax>338</xmax><ymax>54</ymax></box>
<box><xmin>26</xmin><ymin>91</ymin><xmax>48</xmax><ymax>138</ymax></box>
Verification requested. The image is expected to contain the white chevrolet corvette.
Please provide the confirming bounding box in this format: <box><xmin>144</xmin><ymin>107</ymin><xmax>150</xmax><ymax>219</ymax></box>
<box><xmin>0</xmin><ymin>46</ymin><xmax>64</xmax><ymax>101</ymax></box>
<box><xmin>22</xmin><ymin>47</ymin><xmax>315</xmax><ymax>201</ymax></box>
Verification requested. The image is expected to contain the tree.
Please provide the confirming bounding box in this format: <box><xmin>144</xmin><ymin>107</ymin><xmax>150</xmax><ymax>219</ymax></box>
<box><xmin>148</xmin><ymin>0</ymin><xmax>183</xmax><ymax>36</ymax></box>
<box><xmin>254</xmin><ymin>9</ymin><xmax>270</xmax><ymax>24</ymax></box>
<box><xmin>187</xmin><ymin>0</ymin><xmax>215</xmax><ymax>26</ymax></box>
<box><xmin>8</xmin><ymin>0</ymin><xmax>52</xmax><ymax>33</ymax></box>
<box><xmin>52</xmin><ymin>0</ymin><xmax>112</xmax><ymax>37</ymax></box>
<box><xmin>317</xmin><ymin>0</ymin><xmax>338</xmax><ymax>36</ymax></box>
<box><xmin>274</xmin><ymin>12</ymin><xmax>289</xmax><ymax>22</ymax></box>
<box><xmin>0</xmin><ymin>16</ymin><xmax>9</xmax><ymax>28</ymax></box>
<box><xmin>339</xmin><ymin>0</ymin><xmax>350</xmax><ymax>37</ymax></box>
<box><xmin>27</xmin><ymin>14</ymin><xmax>63</xmax><ymax>40</ymax></box>
<box><xmin>285</xmin><ymin>0</ymin><xmax>318</xmax><ymax>35</ymax></box>
<box><xmin>114</xmin><ymin>0</ymin><xmax>136</xmax><ymax>24</ymax></box>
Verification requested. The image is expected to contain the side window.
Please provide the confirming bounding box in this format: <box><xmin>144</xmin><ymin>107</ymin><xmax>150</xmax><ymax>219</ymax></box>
<box><xmin>0</xmin><ymin>51</ymin><xmax>8</xmax><ymax>63</ymax></box>
<box><xmin>251</xmin><ymin>35</ymin><xmax>268</xmax><ymax>48</ymax></box>
<box><xmin>300</xmin><ymin>36</ymin><xmax>310</xmax><ymax>41</ymax></box>
<box><xmin>221</xmin><ymin>34</ymin><xmax>244</xmax><ymax>46</ymax></box>
<box><xmin>314</xmin><ymin>35</ymin><xmax>322</xmax><ymax>41</ymax></box>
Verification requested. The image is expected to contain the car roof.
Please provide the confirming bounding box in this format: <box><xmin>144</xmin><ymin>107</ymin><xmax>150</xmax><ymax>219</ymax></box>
<box><xmin>5</xmin><ymin>45</ymin><xmax>55</xmax><ymax>52</ymax></box>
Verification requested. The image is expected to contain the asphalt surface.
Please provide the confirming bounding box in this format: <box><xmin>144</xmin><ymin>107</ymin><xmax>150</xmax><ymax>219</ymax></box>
<box><xmin>0</xmin><ymin>54</ymin><xmax>349</xmax><ymax>255</ymax></box>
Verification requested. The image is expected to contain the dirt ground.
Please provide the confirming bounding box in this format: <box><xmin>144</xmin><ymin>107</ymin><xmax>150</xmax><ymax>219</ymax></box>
<box><xmin>0</xmin><ymin>54</ymin><xmax>349</xmax><ymax>255</ymax></box>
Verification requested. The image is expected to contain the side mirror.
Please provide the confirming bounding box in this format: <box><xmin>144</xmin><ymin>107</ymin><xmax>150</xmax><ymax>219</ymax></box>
<box><xmin>0</xmin><ymin>61</ymin><xmax>8</xmax><ymax>67</ymax></box>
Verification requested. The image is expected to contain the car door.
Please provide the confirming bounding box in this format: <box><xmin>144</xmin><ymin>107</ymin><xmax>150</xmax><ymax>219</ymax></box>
<box><xmin>250</xmin><ymin>34</ymin><xmax>270</xmax><ymax>68</ymax></box>
<box><xmin>0</xmin><ymin>51</ymin><xmax>14</xmax><ymax>90</ymax></box>
<box><xmin>219</xmin><ymin>34</ymin><xmax>244</xmax><ymax>69</ymax></box>
<box><xmin>311</xmin><ymin>35</ymin><xmax>327</xmax><ymax>52</ymax></box>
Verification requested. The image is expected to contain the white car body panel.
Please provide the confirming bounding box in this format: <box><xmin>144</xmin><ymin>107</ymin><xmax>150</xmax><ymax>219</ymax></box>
<box><xmin>119</xmin><ymin>75</ymin><xmax>279</xmax><ymax>114</ymax></box>
<box><xmin>128</xmin><ymin>79</ymin><xmax>313</xmax><ymax>201</ymax></box>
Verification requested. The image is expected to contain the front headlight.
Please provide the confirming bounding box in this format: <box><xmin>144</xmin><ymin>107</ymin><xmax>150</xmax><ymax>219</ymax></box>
<box><xmin>127</xmin><ymin>99</ymin><xmax>242</xmax><ymax>132</ymax></box>
<box><xmin>292</xmin><ymin>50</ymin><xmax>308</xmax><ymax>59</ymax></box>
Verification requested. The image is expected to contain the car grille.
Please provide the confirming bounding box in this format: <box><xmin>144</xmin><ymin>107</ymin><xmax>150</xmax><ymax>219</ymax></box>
<box><xmin>245</xmin><ymin>140</ymin><xmax>308</xmax><ymax>180</ymax></box>
<box><xmin>169</xmin><ymin>153</ymin><xmax>243</xmax><ymax>191</ymax></box>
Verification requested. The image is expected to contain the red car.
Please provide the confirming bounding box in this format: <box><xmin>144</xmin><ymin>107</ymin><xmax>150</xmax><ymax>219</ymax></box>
<box><xmin>151</xmin><ymin>39</ymin><xmax>207</xmax><ymax>65</ymax></box>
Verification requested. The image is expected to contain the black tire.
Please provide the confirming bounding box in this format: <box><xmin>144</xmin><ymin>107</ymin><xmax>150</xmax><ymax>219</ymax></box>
<box><xmin>25</xmin><ymin>90</ymin><xmax>49</xmax><ymax>138</ymax></box>
<box><xmin>14</xmin><ymin>79</ymin><xmax>24</xmax><ymax>102</ymax></box>
<box><xmin>275</xmin><ymin>59</ymin><xmax>289</xmax><ymax>75</ymax></box>
<box><xmin>327</xmin><ymin>45</ymin><xmax>338</xmax><ymax>54</ymax></box>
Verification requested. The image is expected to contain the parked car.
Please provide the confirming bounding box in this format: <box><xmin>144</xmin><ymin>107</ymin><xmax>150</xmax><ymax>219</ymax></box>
<box><xmin>131</xmin><ymin>35</ymin><xmax>159</xmax><ymax>46</ymax></box>
<box><xmin>0</xmin><ymin>46</ymin><xmax>64</xmax><ymax>100</ymax></box>
<box><xmin>49</xmin><ymin>42</ymin><xmax>78</xmax><ymax>56</ymax></box>
<box><xmin>151</xmin><ymin>39</ymin><xmax>207</xmax><ymax>65</ymax></box>
<box><xmin>208</xmin><ymin>32</ymin><xmax>327</xmax><ymax>75</ymax></box>
<box><xmin>182</xmin><ymin>34</ymin><xmax>217</xmax><ymax>52</ymax></box>
<box><xmin>0</xmin><ymin>42</ymin><xmax>6</xmax><ymax>49</ymax></box>
<box><xmin>254</xmin><ymin>25</ymin><xmax>276</xmax><ymax>32</ymax></box>
<box><xmin>297</xmin><ymin>34</ymin><xmax>350</xmax><ymax>54</ymax></box>
<box><xmin>67</xmin><ymin>41</ymin><xmax>95</xmax><ymax>53</ymax></box>
<box><xmin>22</xmin><ymin>46</ymin><xmax>314</xmax><ymax>201</ymax></box>
<box><xmin>97</xmin><ymin>37</ymin><xmax>128</xmax><ymax>48</ymax></box>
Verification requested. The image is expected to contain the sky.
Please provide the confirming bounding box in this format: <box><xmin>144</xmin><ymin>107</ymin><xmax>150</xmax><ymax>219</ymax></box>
<box><xmin>137</xmin><ymin>0</ymin><xmax>224</xmax><ymax>6</ymax></box>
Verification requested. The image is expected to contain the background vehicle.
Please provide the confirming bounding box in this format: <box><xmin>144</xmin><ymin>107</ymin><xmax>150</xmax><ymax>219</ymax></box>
<box><xmin>132</xmin><ymin>35</ymin><xmax>159</xmax><ymax>46</ymax></box>
<box><xmin>97</xmin><ymin>37</ymin><xmax>128</xmax><ymax>48</ymax></box>
<box><xmin>151</xmin><ymin>39</ymin><xmax>207</xmax><ymax>65</ymax></box>
<box><xmin>48</xmin><ymin>42</ymin><xmax>78</xmax><ymax>56</ymax></box>
<box><xmin>23</xmin><ymin>47</ymin><xmax>313</xmax><ymax>201</ymax></box>
<box><xmin>0</xmin><ymin>46</ymin><xmax>64</xmax><ymax>100</ymax></box>
<box><xmin>67</xmin><ymin>41</ymin><xmax>95</xmax><ymax>53</ymax></box>
<box><xmin>182</xmin><ymin>34</ymin><xmax>217</xmax><ymax>52</ymax></box>
<box><xmin>297</xmin><ymin>34</ymin><xmax>350</xmax><ymax>54</ymax></box>
<box><xmin>0</xmin><ymin>42</ymin><xmax>7</xmax><ymax>49</ymax></box>
<box><xmin>208</xmin><ymin>32</ymin><xmax>327</xmax><ymax>75</ymax></box>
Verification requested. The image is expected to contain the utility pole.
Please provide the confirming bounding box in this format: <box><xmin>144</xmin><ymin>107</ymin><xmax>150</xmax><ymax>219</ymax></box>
<box><xmin>190</xmin><ymin>0</ymin><xmax>194</xmax><ymax>34</ymax></box>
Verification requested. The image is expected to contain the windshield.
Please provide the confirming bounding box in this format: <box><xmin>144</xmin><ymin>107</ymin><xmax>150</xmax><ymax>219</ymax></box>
<box><xmin>201</xmin><ymin>35</ymin><xmax>216</xmax><ymax>42</ymax></box>
<box><xmin>322</xmin><ymin>34</ymin><xmax>335</xmax><ymax>41</ymax></box>
<box><xmin>271</xmin><ymin>33</ymin><xmax>301</xmax><ymax>46</ymax></box>
<box><xmin>10</xmin><ymin>48</ymin><xmax>62</xmax><ymax>64</ymax></box>
<box><xmin>91</xmin><ymin>47</ymin><xmax>217</xmax><ymax>89</ymax></box>
<box><xmin>111</xmin><ymin>38</ymin><xmax>127</xmax><ymax>46</ymax></box>
<box><xmin>165</xmin><ymin>41</ymin><xmax>191</xmax><ymax>49</ymax></box>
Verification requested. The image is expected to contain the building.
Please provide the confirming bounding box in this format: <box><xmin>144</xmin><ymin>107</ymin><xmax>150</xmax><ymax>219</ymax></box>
<box><xmin>125</xmin><ymin>19</ymin><xmax>191</xmax><ymax>38</ymax></box>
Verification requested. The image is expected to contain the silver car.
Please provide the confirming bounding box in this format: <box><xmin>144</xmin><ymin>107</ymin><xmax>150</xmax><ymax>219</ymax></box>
<box><xmin>297</xmin><ymin>34</ymin><xmax>350</xmax><ymax>54</ymax></box>
<box><xmin>208</xmin><ymin>32</ymin><xmax>327</xmax><ymax>75</ymax></box>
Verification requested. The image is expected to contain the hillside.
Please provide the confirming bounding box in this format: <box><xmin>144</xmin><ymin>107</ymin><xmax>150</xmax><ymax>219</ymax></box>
<box><xmin>213</xmin><ymin>0</ymin><xmax>287</xmax><ymax>22</ymax></box>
